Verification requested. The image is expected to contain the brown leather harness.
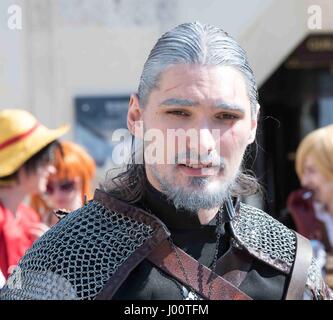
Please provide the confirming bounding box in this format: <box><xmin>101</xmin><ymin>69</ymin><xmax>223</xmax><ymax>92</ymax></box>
<box><xmin>93</xmin><ymin>189</ymin><xmax>313</xmax><ymax>300</ymax></box>
<box><xmin>147</xmin><ymin>231</ymin><xmax>312</xmax><ymax>300</ymax></box>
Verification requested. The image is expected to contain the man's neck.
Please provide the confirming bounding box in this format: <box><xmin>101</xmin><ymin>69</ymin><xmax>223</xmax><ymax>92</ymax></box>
<box><xmin>197</xmin><ymin>207</ymin><xmax>220</xmax><ymax>225</ymax></box>
<box><xmin>0</xmin><ymin>187</ymin><xmax>26</xmax><ymax>216</ymax></box>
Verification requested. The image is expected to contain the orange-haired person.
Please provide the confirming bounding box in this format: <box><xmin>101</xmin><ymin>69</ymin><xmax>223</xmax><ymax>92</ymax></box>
<box><xmin>31</xmin><ymin>141</ymin><xmax>96</xmax><ymax>227</ymax></box>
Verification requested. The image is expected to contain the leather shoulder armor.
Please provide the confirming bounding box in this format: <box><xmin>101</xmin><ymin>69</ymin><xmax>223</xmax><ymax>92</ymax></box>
<box><xmin>230</xmin><ymin>202</ymin><xmax>297</xmax><ymax>274</ymax></box>
<box><xmin>1</xmin><ymin>195</ymin><xmax>332</xmax><ymax>300</ymax></box>
<box><xmin>0</xmin><ymin>196</ymin><xmax>168</xmax><ymax>300</ymax></box>
<box><xmin>230</xmin><ymin>202</ymin><xmax>333</xmax><ymax>300</ymax></box>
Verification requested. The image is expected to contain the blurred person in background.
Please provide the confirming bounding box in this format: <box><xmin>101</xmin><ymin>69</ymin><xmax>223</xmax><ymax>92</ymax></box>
<box><xmin>30</xmin><ymin>141</ymin><xmax>96</xmax><ymax>227</ymax></box>
<box><xmin>288</xmin><ymin>124</ymin><xmax>333</xmax><ymax>270</ymax></box>
<box><xmin>0</xmin><ymin>109</ymin><xmax>68</xmax><ymax>282</ymax></box>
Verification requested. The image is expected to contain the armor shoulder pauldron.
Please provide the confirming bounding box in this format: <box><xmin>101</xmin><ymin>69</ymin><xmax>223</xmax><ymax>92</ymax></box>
<box><xmin>230</xmin><ymin>202</ymin><xmax>297</xmax><ymax>274</ymax></box>
<box><xmin>230</xmin><ymin>202</ymin><xmax>333</xmax><ymax>300</ymax></box>
<box><xmin>1</xmin><ymin>194</ymin><xmax>168</xmax><ymax>300</ymax></box>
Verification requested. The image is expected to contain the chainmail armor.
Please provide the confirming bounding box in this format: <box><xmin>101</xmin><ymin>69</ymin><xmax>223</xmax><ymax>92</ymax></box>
<box><xmin>0</xmin><ymin>200</ymin><xmax>154</xmax><ymax>300</ymax></box>
<box><xmin>304</xmin><ymin>258</ymin><xmax>333</xmax><ymax>300</ymax></box>
<box><xmin>230</xmin><ymin>203</ymin><xmax>332</xmax><ymax>299</ymax></box>
<box><xmin>1</xmin><ymin>198</ymin><xmax>332</xmax><ymax>300</ymax></box>
<box><xmin>230</xmin><ymin>203</ymin><xmax>297</xmax><ymax>274</ymax></box>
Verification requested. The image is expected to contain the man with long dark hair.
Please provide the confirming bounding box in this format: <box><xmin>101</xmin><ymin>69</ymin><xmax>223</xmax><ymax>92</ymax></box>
<box><xmin>1</xmin><ymin>23</ymin><xmax>332</xmax><ymax>300</ymax></box>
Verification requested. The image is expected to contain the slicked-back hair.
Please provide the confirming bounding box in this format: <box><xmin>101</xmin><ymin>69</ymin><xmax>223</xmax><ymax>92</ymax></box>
<box><xmin>138</xmin><ymin>21</ymin><xmax>258</xmax><ymax>116</ymax></box>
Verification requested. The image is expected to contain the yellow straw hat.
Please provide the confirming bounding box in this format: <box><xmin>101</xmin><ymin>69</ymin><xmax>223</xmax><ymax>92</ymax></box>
<box><xmin>0</xmin><ymin>109</ymin><xmax>69</xmax><ymax>178</ymax></box>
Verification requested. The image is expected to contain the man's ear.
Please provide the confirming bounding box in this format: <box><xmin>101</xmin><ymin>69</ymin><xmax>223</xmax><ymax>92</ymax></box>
<box><xmin>248</xmin><ymin>103</ymin><xmax>260</xmax><ymax>144</ymax></box>
<box><xmin>127</xmin><ymin>93</ymin><xmax>144</xmax><ymax>139</ymax></box>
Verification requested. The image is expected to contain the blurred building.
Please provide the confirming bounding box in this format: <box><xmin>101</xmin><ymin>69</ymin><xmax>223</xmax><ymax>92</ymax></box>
<box><xmin>1</xmin><ymin>0</ymin><xmax>333</xmax><ymax>217</ymax></box>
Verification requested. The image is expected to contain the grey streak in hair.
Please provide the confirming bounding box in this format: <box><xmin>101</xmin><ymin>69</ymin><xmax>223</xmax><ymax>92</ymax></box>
<box><xmin>138</xmin><ymin>21</ymin><xmax>258</xmax><ymax>116</ymax></box>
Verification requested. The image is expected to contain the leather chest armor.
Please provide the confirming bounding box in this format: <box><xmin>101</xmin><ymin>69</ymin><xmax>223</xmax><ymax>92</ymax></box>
<box><xmin>1</xmin><ymin>190</ymin><xmax>332</xmax><ymax>300</ymax></box>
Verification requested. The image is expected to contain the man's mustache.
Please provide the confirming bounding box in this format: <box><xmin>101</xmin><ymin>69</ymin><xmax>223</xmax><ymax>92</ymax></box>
<box><xmin>175</xmin><ymin>150</ymin><xmax>226</xmax><ymax>168</ymax></box>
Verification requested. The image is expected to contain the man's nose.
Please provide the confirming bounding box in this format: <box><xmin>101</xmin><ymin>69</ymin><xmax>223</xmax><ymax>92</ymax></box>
<box><xmin>187</xmin><ymin>128</ymin><xmax>217</xmax><ymax>160</ymax></box>
<box><xmin>200</xmin><ymin>128</ymin><xmax>216</xmax><ymax>153</ymax></box>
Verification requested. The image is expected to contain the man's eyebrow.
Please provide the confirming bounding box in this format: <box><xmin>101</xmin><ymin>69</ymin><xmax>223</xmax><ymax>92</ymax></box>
<box><xmin>214</xmin><ymin>101</ymin><xmax>245</xmax><ymax>113</ymax></box>
<box><xmin>160</xmin><ymin>98</ymin><xmax>199</xmax><ymax>107</ymax></box>
<box><xmin>160</xmin><ymin>98</ymin><xmax>245</xmax><ymax>113</ymax></box>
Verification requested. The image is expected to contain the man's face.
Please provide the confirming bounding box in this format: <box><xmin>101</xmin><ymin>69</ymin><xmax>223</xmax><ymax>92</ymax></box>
<box><xmin>129</xmin><ymin>64</ymin><xmax>258</xmax><ymax>211</ymax></box>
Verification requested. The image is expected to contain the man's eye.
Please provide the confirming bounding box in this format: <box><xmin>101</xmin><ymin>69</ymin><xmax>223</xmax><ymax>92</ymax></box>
<box><xmin>167</xmin><ymin>110</ymin><xmax>190</xmax><ymax>116</ymax></box>
<box><xmin>215</xmin><ymin>113</ymin><xmax>239</xmax><ymax>120</ymax></box>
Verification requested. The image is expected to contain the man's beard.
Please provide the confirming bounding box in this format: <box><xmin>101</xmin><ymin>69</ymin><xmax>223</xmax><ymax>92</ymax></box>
<box><xmin>150</xmin><ymin>164</ymin><xmax>238</xmax><ymax>213</ymax></box>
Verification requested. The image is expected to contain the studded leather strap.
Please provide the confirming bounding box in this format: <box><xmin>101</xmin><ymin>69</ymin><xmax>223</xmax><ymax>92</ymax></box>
<box><xmin>147</xmin><ymin>239</ymin><xmax>252</xmax><ymax>300</ymax></box>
